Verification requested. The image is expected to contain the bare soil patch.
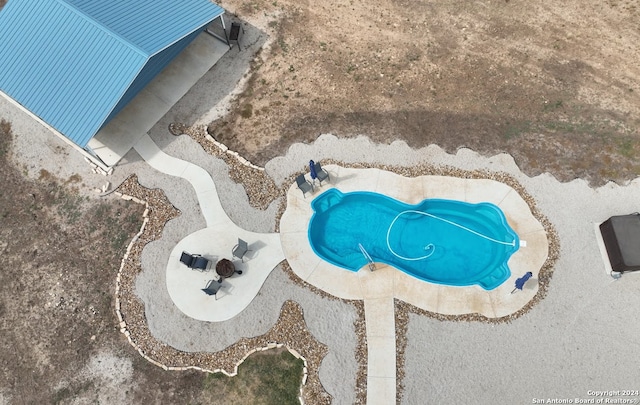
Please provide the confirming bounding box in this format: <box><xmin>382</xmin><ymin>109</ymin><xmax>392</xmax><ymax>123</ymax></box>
<box><xmin>211</xmin><ymin>0</ymin><xmax>640</xmax><ymax>186</ymax></box>
<box><xmin>0</xmin><ymin>121</ymin><xmax>209</xmax><ymax>403</ymax></box>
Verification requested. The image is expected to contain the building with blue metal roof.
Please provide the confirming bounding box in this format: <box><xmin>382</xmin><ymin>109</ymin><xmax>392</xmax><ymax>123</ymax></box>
<box><xmin>0</xmin><ymin>0</ymin><xmax>225</xmax><ymax>158</ymax></box>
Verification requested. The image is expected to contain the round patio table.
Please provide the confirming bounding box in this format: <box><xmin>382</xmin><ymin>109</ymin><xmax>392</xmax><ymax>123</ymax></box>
<box><xmin>216</xmin><ymin>259</ymin><xmax>235</xmax><ymax>278</ymax></box>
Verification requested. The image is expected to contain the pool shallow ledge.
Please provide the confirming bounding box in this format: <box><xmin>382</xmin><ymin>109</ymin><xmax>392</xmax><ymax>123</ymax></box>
<box><xmin>280</xmin><ymin>165</ymin><xmax>549</xmax><ymax>318</ymax></box>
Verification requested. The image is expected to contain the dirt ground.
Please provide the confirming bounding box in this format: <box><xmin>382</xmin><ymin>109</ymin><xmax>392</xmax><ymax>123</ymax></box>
<box><xmin>212</xmin><ymin>0</ymin><xmax>640</xmax><ymax>186</ymax></box>
<box><xmin>0</xmin><ymin>122</ymin><xmax>216</xmax><ymax>403</ymax></box>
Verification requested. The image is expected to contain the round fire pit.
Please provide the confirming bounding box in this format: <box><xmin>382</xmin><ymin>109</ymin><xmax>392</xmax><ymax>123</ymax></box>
<box><xmin>216</xmin><ymin>259</ymin><xmax>236</xmax><ymax>278</ymax></box>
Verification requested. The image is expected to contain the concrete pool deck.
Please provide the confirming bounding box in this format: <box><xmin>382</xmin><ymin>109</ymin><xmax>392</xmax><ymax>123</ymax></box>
<box><xmin>280</xmin><ymin>165</ymin><xmax>549</xmax><ymax>318</ymax></box>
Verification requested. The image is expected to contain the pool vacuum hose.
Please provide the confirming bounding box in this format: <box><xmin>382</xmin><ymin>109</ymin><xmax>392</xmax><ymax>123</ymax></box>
<box><xmin>386</xmin><ymin>210</ymin><xmax>517</xmax><ymax>261</ymax></box>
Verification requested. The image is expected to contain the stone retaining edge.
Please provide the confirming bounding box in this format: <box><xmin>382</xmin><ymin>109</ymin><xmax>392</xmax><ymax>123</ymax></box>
<box><xmin>203</xmin><ymin>133</ymin><xmax>265</xmax><ymax>171</ymax></box>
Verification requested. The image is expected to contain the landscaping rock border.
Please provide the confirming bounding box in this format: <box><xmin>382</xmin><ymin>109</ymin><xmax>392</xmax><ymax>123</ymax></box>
<box><xmin>114</xmin><ymin>126</ymin><xmax>558</xmax><ymax>404</ymax></box>
<box><xmin>113</xmin><ymin>175</ymin><xmax>331</xmax><ymax>405</ymax></box>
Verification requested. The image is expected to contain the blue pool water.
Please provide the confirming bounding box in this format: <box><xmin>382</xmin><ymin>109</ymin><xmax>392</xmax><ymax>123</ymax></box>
<box><xmin>308</xmin><ymin>189</ymin><xmax>520</xmax><ymax>290</ymax></box>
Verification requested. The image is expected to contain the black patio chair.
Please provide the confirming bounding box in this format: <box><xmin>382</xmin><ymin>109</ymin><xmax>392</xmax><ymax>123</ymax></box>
<box><xmin>180</xmin><ymin>251</ymin><xmax>196</xmax><ymax>267</ymax></box>
<box><xmin>202</xmin><ymin>279</ymin><xmax>222</xmax><ymax>300</ymax></box>
<box><xmin>229</xmin><ymin>22</ymin><xmax>244</xmax><ymax>50</ymax></box>
<box><xmin>313</xmin><ymin>161</ymin><xmax>330</xmax><ymax>186</ymax></box>
<box><xmin>180</xmin><ymin>251</ymin><xmax>211</xmax><ymax>271</ymax></box>
<box><xmin>296</xmin><ymin>174</ymin><xmax>314</xmax><ymax>198</ymax></box>
<box><xmin>192</xmin><ymin>256</ymin><xmax>211</xmax><ymax>271</ymax></box>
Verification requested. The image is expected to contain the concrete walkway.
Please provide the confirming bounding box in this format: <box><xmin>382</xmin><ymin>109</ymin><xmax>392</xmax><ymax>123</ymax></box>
<box><xmin>134</xmin><ymin>134</ymin><xmax>284</xmax><ymax>321</ymax></box>
<box><xmin>134</xmin><ymin>133</ymin><xmax>226</xmax><ymax>227</ymax></box>
<box><xmin>363</xmin><ymin>288</ymin><xmax>397</xmax><ymax>404</ymax></box>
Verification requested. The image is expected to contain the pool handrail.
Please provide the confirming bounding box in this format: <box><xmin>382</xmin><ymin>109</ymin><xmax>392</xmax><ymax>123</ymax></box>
<box><xmin>358</xmin><ymin>243</ymin><xmax>376</xmax><ymax>272</ymax></box>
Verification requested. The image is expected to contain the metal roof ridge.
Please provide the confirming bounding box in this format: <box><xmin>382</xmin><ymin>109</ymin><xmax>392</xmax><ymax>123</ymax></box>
<box><xmin>56</xmin><ymin>0</ymin><xmax>150</xmax><ymax>58</ymax></box>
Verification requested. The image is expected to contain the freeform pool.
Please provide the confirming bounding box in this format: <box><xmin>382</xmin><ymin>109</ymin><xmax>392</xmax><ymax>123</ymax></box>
<box><xmin>308</xmin><ymin>189</ymin><xmax>520</xmax><ymax>290</ymax></box>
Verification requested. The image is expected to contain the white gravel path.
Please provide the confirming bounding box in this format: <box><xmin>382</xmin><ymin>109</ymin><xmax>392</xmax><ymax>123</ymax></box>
<box><xmin>269</xmin><ymin>134</ymin><xmax>640</xmax><ymax>404</ymax></box>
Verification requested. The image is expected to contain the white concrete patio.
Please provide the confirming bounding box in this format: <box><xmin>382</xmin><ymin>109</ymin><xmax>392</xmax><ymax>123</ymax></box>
<box><xmin>134</xmin><ymin>133</ymin><xmax>285</xmax><ymax>322</ymax></box>
<box><xmin>166</xmin><ymin>227</ymin><xmax>284</xmax><ymax>322</ymax></box>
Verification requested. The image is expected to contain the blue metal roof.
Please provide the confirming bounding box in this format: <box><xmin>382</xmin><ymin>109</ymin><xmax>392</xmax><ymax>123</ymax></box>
<box><xmin>0</xmin><ymin>0</ymin><xmax>224</xmax><ymax>148</ymax></box>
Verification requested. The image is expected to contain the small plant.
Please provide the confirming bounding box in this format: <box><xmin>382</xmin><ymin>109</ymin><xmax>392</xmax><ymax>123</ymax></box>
<box><xmin>52</xmin><ymin>387</ymin><xmax>72</xmax><ymax>404</ymax></box>
<box><xmin>278</xmin><ymin>38</ymin><xmax>289</xmax><ymax>53</ymax></box>
<box><xmin>618</xmin><ymin>138</ymin><xmax>635</xmax><ymax>157</ymax></box>
<box><xmin>240</xmin><ymin>103</ymin><xmax>253</xmax><ymax>119</ymax></box>
<box><xmin>0</xmin><ymin>119</ymin><xmax>11</xmax><ymax>156</ymax></box>
<box><xmin>406</xmin><ymin>49</ymin><xmax>421</xmax><ymax>62</ymax></box>
<box><xmin>55</xmin><ymin>189</ymin><xmax>86</xmax><ymax>224</ymax></box>
<box><xmin>543</xmin><ymin>100</ymin><xmax>564</xmax><ymax>111</ymax></box>
<box><xmin>39</xmin><ymin>168</ymin><xmax>53</xmax><ymax>181</ymax></box>
<box><xmin>67</xmin><ymin>173</ymin><xmax>82</xmax><ymax>184</ymax></box>
<box><xmin>503</xmin><ymin>120</ymin><xmax>532</xmax><ymax>140</ymax></box>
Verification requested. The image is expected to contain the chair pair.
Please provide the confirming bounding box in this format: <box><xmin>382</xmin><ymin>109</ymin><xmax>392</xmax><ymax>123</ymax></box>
<box><xmin>202</xmin><ymin>279</ymin><xmax>222</xmax><ymax>299</ymax></box>
<box><xmin>180</xmin><ymin>251</ymin><xmax>211</xmax><ymax>271</ymax></box>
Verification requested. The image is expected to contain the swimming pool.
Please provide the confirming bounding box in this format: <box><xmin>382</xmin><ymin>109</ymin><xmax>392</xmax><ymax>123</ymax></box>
<box><xmin>308</xmin><ymin>189</ymin><xmax>520</xmax><ymax>290</ymax></box>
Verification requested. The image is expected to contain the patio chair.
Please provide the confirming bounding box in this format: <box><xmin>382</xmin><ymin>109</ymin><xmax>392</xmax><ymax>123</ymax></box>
<box><xmin>202</xmin><ymin>279</ymin><xmax>222</xmax><ymax>300</ymax></box>
<box><xmin>180</xmin><ymin>251</ymin><xmax>211</xmax><ymax>271</ymax></box>
<box><xmin>296</xmin><ymin>174</ymin><xmax>314</xmax><ymax>198</ymax></box>
<box><xmin>232</xmin><ymin>238</ymin><xmax>251</xmax><ymax>263</ymax></box>
<box><xmin>180</xmin><ymin>251</ymin><xmax>197</xmax><ymax>267</ymax></box>
<box><xmin>313</xmin><ymin>162</ymin><xmax>330</xmax><ymax>186</ymax></box>
<box><xmin>229</xmin><ymin>22</ymin><xmax>244</xmax><ymax>50</ymax></box>
<box><xmin>192</xmin><ymin>256</ymin><xmax>211</xmax><ymax>271</ymax></box>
